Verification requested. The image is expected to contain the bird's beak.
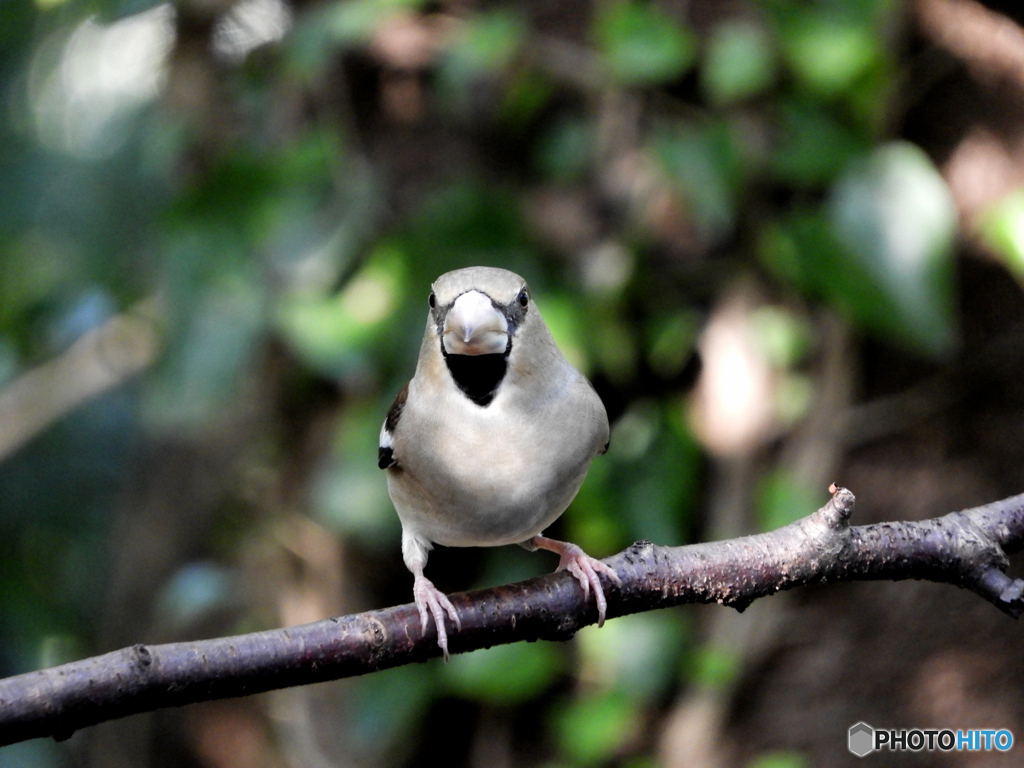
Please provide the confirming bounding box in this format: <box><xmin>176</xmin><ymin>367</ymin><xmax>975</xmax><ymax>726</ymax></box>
<box><xmin>443</xmin><ymin>290</ymin><xmax>509</xmax><ymax>356</ymax></box>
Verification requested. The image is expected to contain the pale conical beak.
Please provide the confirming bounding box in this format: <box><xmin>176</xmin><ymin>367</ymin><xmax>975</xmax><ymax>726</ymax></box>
<box><xmin>443</xmin><ymin>290</ymin><xmax>509</xmax><ymax>356</ymax></box>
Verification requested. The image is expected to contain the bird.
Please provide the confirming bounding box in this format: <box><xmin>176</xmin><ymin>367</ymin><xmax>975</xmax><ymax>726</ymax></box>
<box><xmin>378</xmin><ymin>266</ymin><xmax>619</xmax><ymax>660</ymax></box>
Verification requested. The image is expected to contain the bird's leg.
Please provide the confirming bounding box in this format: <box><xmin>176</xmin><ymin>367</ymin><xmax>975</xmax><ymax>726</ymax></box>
<box><xmin>403</xmin><ymin>531</ymin><xmax>460</xmax><ymax>661</ymax></box>
<box><xmin>526</xmin><ymin>536</ymin><xmax>621</xmax><ymax>626</ymax></box>
<box><xmin>411</xmin><ymin>569</ymin><xmax>461</xmax><ymax>662</ymax></box>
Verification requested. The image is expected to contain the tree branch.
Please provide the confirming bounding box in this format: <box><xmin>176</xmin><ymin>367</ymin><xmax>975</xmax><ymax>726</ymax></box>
<box><xmin>2</xmin><ymin>486</ymin><xmax>1023</xmax><ymax>747</ymax></box>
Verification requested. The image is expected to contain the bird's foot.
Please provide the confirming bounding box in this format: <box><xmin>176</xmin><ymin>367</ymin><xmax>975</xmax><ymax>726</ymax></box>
<box><xmin>530</xmin><ymin>536</ymin><xmax>621</xmax><ymax>627</ymax></box>
<box><xmin>413</xmin><ymin>572</ymin><xmax>461</xmax><ymax>662</ymax></box>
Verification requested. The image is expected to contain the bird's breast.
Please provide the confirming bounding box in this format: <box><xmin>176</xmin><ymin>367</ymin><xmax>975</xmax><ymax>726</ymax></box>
<box><xmin>389</xmin><ymin>383</ymin><xmax>603</xmax><ymax>547</ymax></box>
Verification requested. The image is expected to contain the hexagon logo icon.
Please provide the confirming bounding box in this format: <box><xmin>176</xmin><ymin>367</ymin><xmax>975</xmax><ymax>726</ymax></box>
<box><xmin>849</xmin><ymin>722</ymin><xmax>875</xmax><ymax>757</ymax></box>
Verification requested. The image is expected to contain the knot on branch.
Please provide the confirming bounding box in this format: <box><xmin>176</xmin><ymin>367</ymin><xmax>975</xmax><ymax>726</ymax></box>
<box><xmin>623</xmin><ymin>540</ymin><xmax>655</xmax><ymax>562</ymax></box>
<box><xmin>132</xmin><ymin>644</ymin><xmax>152</xmax><ymax>668</ymax></box>
<box><xmin>793</xmin><ymin>485</ymin><xmax>856</xmax><ymax>567</ymax></box>
<box><xmin>819</xmin><ymin>484</ymin><xmax>855</xmax><ymax>530</ymax></box>
<box><xmin>977</xmin><ymin>569</ymin><xmax>1024</xmax><ymax>618</ymax></box>
<box><xmin>949</xmin><ymin>513</ymin><xmax>1009</xmax><ymax>573</ymax></box>
<box><xmin>944</xmin><ymin>512</ymin><xmax>1024</xmax><ymax>618</ymax></box>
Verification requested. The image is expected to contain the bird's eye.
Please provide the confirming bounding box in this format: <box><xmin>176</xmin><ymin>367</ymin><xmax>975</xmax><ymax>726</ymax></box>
<box><xmin>428</xmin><ymin>292</ymin><xmax>436</xmax><ymax>309</ymax></box>
<box><xmin>517</xmin><ymin>289</ymin><xmax>529</xmax><ymax>307</ymax></box>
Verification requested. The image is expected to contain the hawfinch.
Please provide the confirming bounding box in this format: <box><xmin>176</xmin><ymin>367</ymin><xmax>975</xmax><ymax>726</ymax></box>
<box><xmin>379</xmin><ymin>266</ymin><xmax>618</xmax><ymax>659</ymax></box>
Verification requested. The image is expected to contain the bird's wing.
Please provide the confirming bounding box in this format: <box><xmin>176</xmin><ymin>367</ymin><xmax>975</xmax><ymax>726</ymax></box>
<box><xmin>378</xmin><ymin>382</ymin><xmax>409</xmax><ymax>469</ymax></box>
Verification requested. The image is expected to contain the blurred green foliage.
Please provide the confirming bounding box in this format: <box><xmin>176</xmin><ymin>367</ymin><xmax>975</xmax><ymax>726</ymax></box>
<box><xmin>0</xmin><ymin>0</ymin><xmax>1000</xmax><ymax>763</ymax></box>
<box><xmin>701</xmin><ymin>19</ymin><xmax>775</xmax><ymax>105</ymax></box>
<box><xmin>747</xmin><ymin>753</ymin><xmax>808</xmax><ymax>768</ymax></box>
<box><xmin>980</xmin><ymin>190</ymin><xmax>1024</xmax><ymax>283</ymax></box>
<box><xmin>595</xmin><ymin>2</ymin><xmax>697</xmax><ymax>84</ymax></box>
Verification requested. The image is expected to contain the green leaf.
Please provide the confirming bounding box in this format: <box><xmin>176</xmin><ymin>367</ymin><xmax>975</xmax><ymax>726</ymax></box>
<box><xmin>564</xmin><ymin>456</ymin><xmax>627</xmax><ymax>556</ymax></box>
<box><xmin>440</xmin><ymin>9</ymin><xmax>525</xmax><ymax>85</ymax></box>
<box><xmin>556</xmin><ymin>690</ymin><xmax>640</xmax><ymax>764</ymax></box>
<box><xmin>443</xmin><ymin>641</ymin><xmax>562</xmax><ymax>705</ymax></box>
<box><xmin>646</xmin><ymin>310</ymin><xmax>700</xmax><ymax>379</ymax></box>
<box><xmin>576</xmin><ymin>611</ymin><xmax>688</xmax><ymax>700</ymax></box>
<box><xmin>602</xmin><ymin>401</ymin><xmax>700</xmax><ymax>546</ymax></box>
<box><xmin>780</xmin><ymin>15</ymin><xmax>879</xmax><ymax>97</ymax></box>
<box><xmin>400</xmin><ymin>182</ymin><xmax>537</xmax><ymax>286</ymax></box>
<box><xmin>770</xmin><ymin>100</ymin><xmax>869</xmax><ymax>186</ymax></box>
<box><xmin>828</xmin><ymin>142</ymin><xmax>958</xmax><ymax>357</ymax></box>
<box><xmin>979</xmin><ymin>189</ymin><xmax>1024</xmax><ymax>284</ymax></box>
<box><xmin>655</xmin><ymin>123</ymin><xmax>743</xmax><ymax>244</ymax></box>
<box><xmin>350</xmin><ymin>665</ymin><xmax>432</xmax><ymax>757</ymax></box>
<box><xmin>500</xmin><ymin>69</ymin><xmax>555</xmax><ymax>131</ymax></box>
<box><xmin>143</xmin><ymin>257</ymin><xmax>266</xmax><ymax>429</ymax></box>
<box><xmin>687</xmin><ymin>645</ymin><xmax>740</xmax><ymax>689</ymax></box>
<box><xmin>761</xmin><ymin>143</ymin><xmax>958</xmax><ymax>357</ymax></box>
<box><xmin>535</xmin><ymin>293</ymin><xmax>588</xmax><ymax>373</ymax></box>
<box><xmin>536</xmin><ymin>117</ymin><xmax>594</xmax><ymax>183</ymax></box>
<box><xmin>326</xmin><ymin>0</ymin><xmax>425</xmax><ymax>47</ymax></box>
<box><xmin>595</xmin><ymin>2</ymin><xmax>697</xmax><ymax>85</ymax></box>
<box><xmin>758</xmin><ymin>209</ymin><xmax>839</xmax><ymax>294</ymax></box>
<box><xmin>275</xmin><ymin>245</ymin><xmax>407</xmax><ymax>376</ymax></box>
<box><xmin>701</xmin><ymin>20</ymin><xmax>775</xmax><ymax>105</ymax></box>
<box><xmin>749</xmin><ymin>752</ymin><xmax>809</xmax><ymax>768</ymax></box>
<box><xmin>312</xmin><ymin>400</ymin><xmax>399</xmax><ymax>543</ymax></box>
<box><xmin>749</xmin><ymin>306</ymin><xmax>811</xmax><ymax>370</ymax></box>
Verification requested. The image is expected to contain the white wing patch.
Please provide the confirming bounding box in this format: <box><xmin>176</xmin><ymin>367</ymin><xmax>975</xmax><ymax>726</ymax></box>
<box><xmin>378</xmin><ymin>419</ymin><xmax>397</xmax><ymax>469</ymax></box>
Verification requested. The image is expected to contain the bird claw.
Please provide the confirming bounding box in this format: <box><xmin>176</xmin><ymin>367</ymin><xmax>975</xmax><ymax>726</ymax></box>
<box><xmin>413</xmin><ymin>574</ymin><xmax>461</xmax><ymax>662</ymax></box>
<box><xmin>555</xmin><ymin>543</ymin><xmax>621</xmax><ymax>627</ymax></box>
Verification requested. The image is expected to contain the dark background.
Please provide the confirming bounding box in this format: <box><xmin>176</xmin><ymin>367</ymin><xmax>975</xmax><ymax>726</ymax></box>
<box><xmin>2</xmin><ymin>0</ymin><xmax>1024</xmax><ymax>765</ymax></box>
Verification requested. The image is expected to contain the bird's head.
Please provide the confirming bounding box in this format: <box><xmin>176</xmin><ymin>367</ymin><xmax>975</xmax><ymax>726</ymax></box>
<box><xmin>425</xmin><ymin>267</ymin><xmax>533</xmax><ymax>406</ymax></box>
<box><xmin>428</xmin><ymin>267</ymin><xmax>530</xmax><ymax>358</ymax></box>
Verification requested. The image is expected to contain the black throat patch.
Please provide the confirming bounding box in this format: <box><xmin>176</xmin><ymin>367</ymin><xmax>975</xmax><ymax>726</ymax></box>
<box><xmin>431</xmin><ymin>287</ymin><xmax>527</xmax><ymax>407</ymax></box>
<box><xmin>444</xmin><ymin>353</ymin><xmax>508</xmax><ymax>406</ymax></box>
